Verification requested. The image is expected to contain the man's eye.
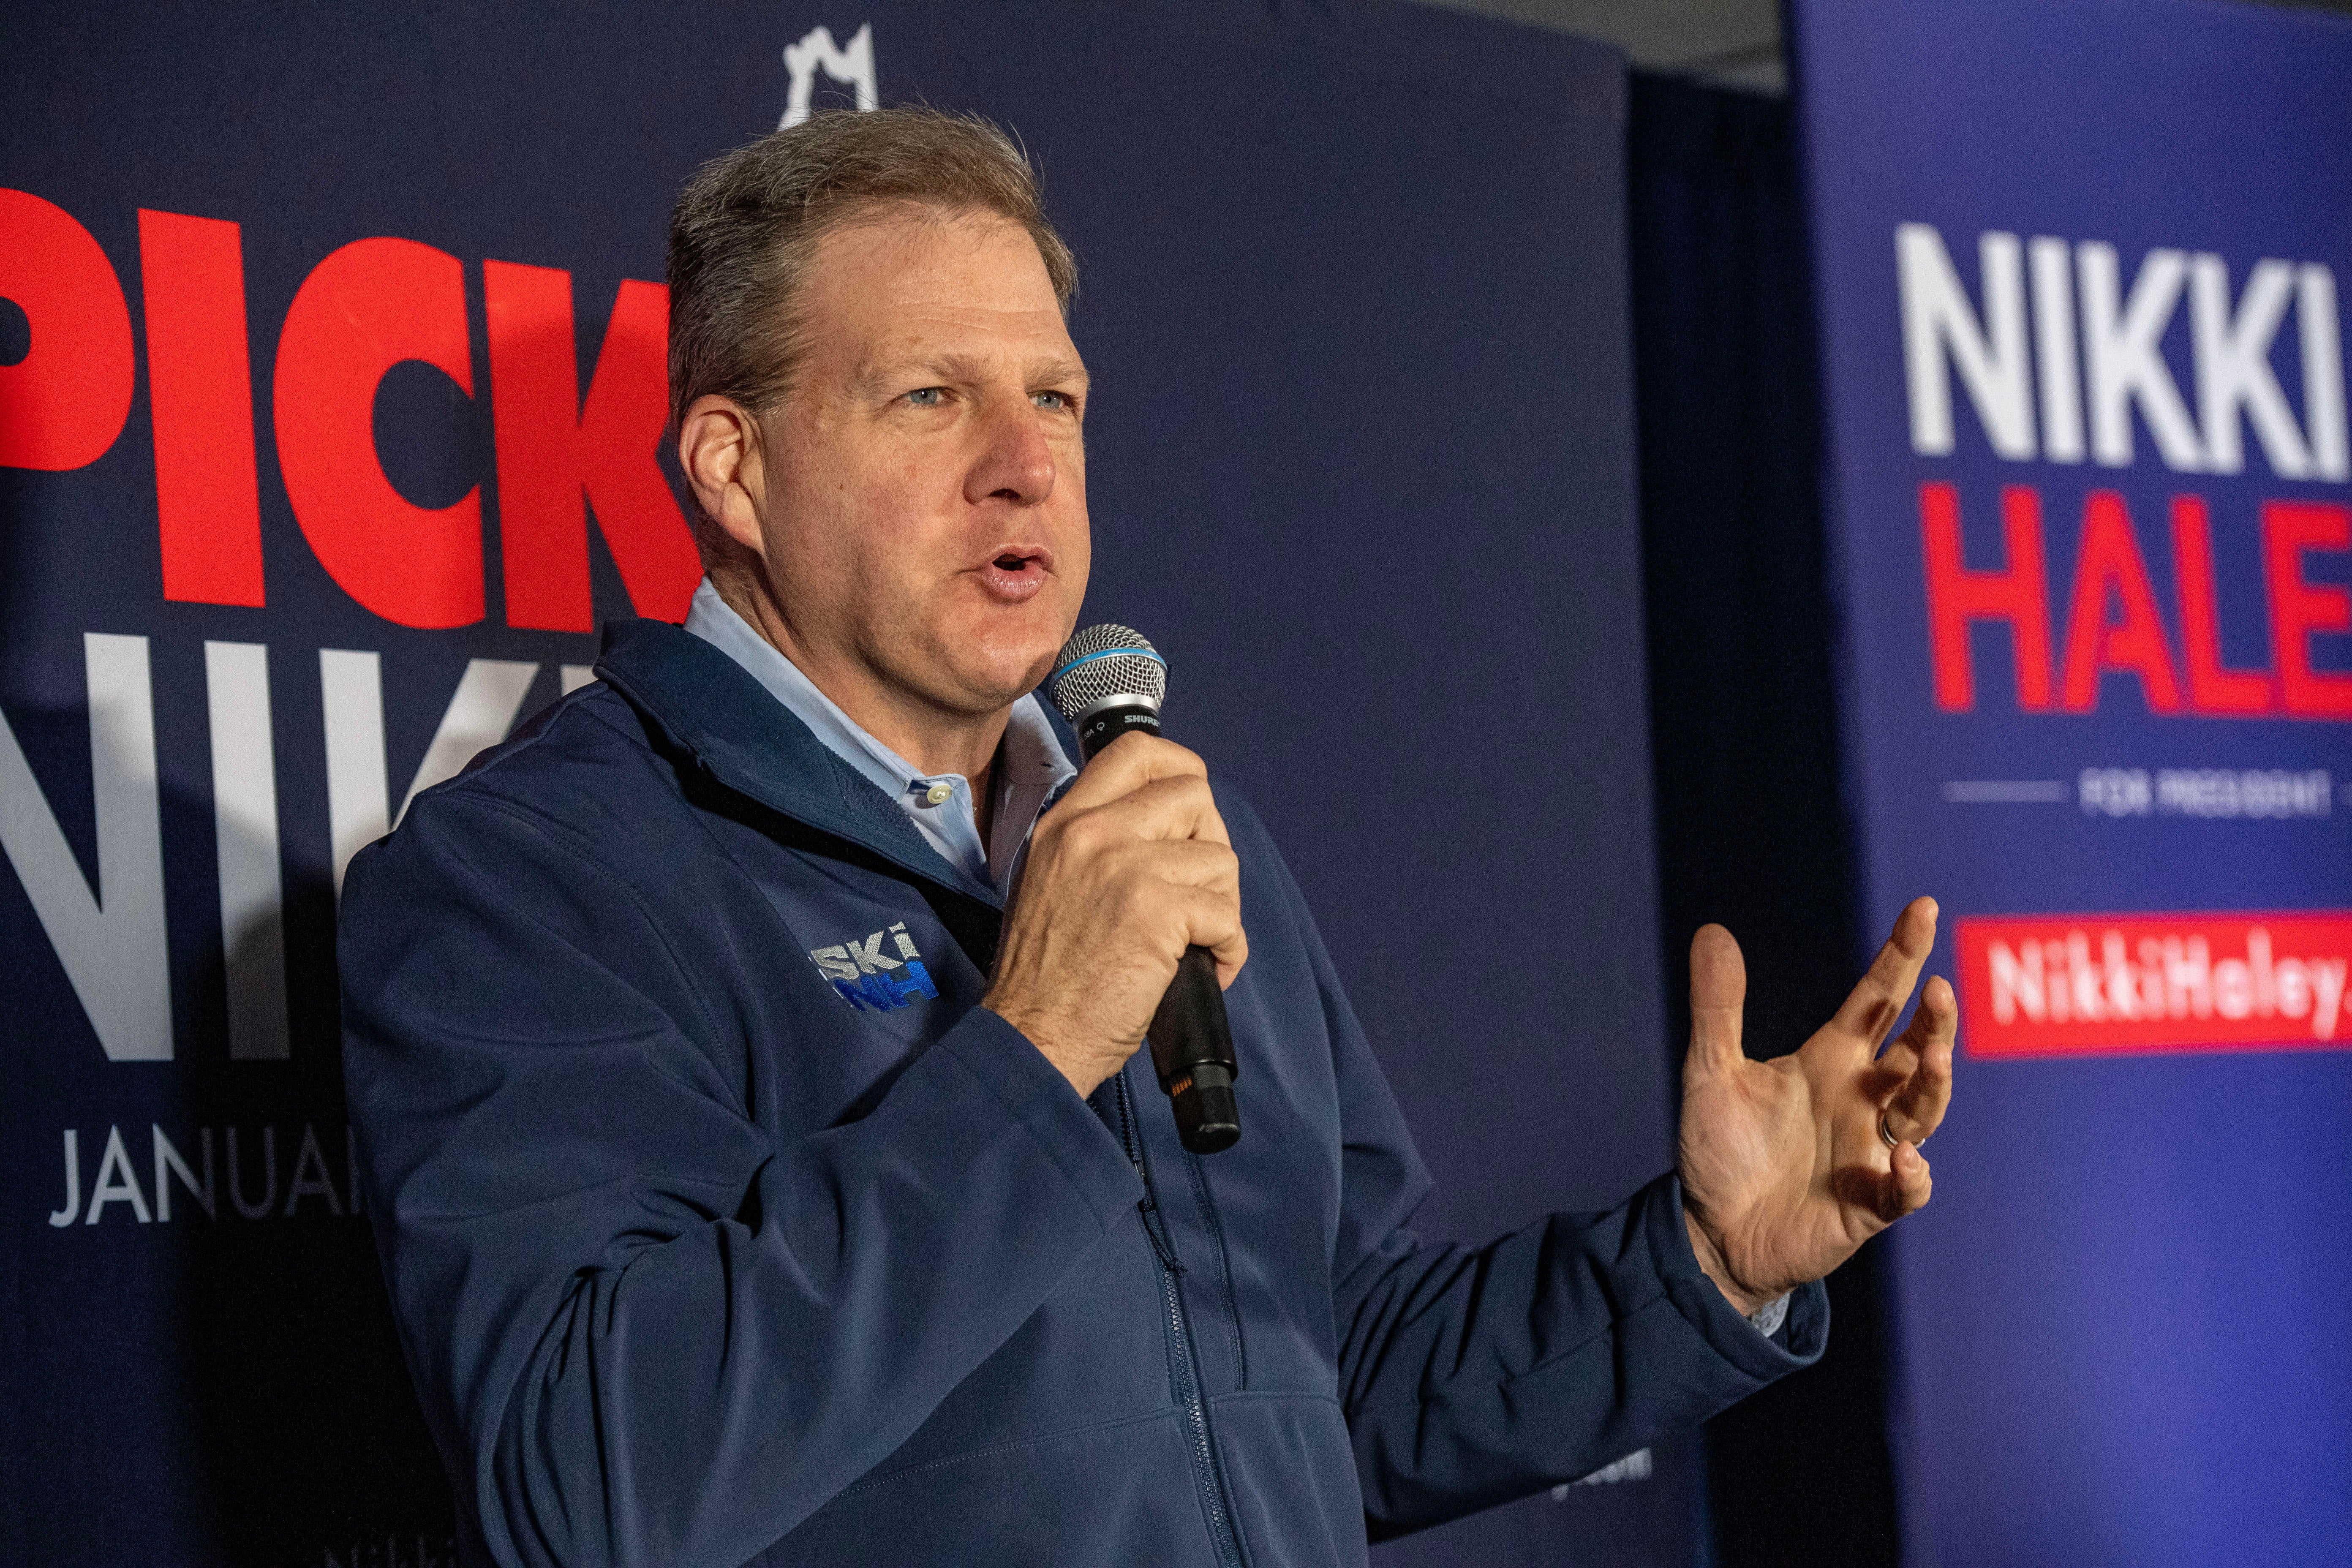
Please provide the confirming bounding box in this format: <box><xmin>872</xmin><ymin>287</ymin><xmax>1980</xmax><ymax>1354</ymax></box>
<box><xmin>1033</xmin><ymin>390</ymin><xmax>1069</xmax><ymax>411</ymax></box>
<box><xmin>906</xmin><ymin>387</ymin><xmax>945</xmax><ymax>408</ymax></box>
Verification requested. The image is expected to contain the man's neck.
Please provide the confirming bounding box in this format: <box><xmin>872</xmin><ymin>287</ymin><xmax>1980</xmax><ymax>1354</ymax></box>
<box><xmin>711</xmin><ymin>565</ymin><xmax>1009</xmax><ymax>823</ymax></box>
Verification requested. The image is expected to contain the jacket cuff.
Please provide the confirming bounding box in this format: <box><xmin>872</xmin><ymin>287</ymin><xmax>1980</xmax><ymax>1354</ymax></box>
<box><xmin>1647</xmin><ymin>1173</ymin><xmax>1829</xmax><ymax>1379</ymax></box>
<box><xmin>934</xmin><ymin>1007</ymin><xmax>1143</xmax><ymax>1231</ymax></box>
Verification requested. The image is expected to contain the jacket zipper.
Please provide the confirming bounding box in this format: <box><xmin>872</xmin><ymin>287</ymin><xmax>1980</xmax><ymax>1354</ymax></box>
<box><xmin>666</xmin><ymin>741</ymin><xmax>1241</xmax><ymax>1548</ymax></box>
<box><xmin>1180</xmin><ymin>1149</ymin><xmax>1247</xmax><ymax>1391</ymax></box>
<box><xmin>1114</xmin><ymin>1070</ymin><xmax>1245</xmax><ymax>1568</ymax></box>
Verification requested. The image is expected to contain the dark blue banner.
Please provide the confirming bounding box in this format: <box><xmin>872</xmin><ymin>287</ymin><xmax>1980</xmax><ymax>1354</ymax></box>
<box><xmin>1</xmin><ymin>5</ymin><xmax>1684</xmax><ymax>1563</ymax></box>
<box><xmin>1791</xmin><ymin>1</ymin><xmax>2352</xmax><ymax>1563</ymax></box>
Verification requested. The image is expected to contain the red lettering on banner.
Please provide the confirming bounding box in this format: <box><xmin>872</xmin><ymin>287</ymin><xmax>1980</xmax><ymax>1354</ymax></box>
<box><xmin>139</xmin><ymin>210</ymin><xmax>264</xmax><ymax>606</ymax></box>
<box><xmin>1959</xmin><ymin>912</ymin><xmax>2352</xmax><ymax>1057</ymax></box>
<box><xmin>2262</xmin><ymin>501</ymin><xmax>2352</xmax><ymax>718</ymax></box>
<box><xmin>484</xmin><ymin>263</ymin><xmax>698</xmax><ymax>629</ymax></box>
<box><xmin>2169</xmin><ymin>494</ymin><xmax>2273</xmax><ymax>712</ymax></box>
<box><xmin>0</xmin><ymin>188</ymin><xmax>134</xmax><ymax>471</ymax></box>
<box><xmin>1921</xmin><ymin>481</ymin><xmax>2352</xmax><ymax>718</ymax></box>
<box><xmin>273</xmin><ymin>237</ymin><xmax>482</xmax><ymax>629</ymax></box>
<box><xmin>2058</xmin><ymin>490</ymin><xmax>2183</xmax><ymax>711</ymax></box>
<box><xmin>1922</xmin><ymin>481</ymin><xmax>2055</xmax><ymax>710</ymax></box>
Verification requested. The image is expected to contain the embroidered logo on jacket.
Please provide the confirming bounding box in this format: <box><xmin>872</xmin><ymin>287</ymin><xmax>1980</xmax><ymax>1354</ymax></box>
<box><xmin>808</xmin><ymin>922</ymin><xmax>940</xmax><ymax>1012</ymax></box>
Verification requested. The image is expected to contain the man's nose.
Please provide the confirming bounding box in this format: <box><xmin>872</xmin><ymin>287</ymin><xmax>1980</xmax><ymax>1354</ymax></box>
<box><xmin>964</xmin><ymin>394</ymin><xmax>1057</xmax><ymax>508</ymax></box>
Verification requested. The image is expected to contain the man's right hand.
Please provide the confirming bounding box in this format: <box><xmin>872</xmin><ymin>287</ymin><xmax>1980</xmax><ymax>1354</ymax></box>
<box><xmin>983</xmin><ymin>732</ymin><xmax>1247</xmax><ymax>1099</ymax></box>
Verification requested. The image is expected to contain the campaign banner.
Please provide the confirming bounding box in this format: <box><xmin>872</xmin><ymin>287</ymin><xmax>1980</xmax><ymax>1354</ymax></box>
<box><xmin>1790</xmin><ymin>1</ymin><xmax>2352</xmax><ymax>1564</ymax></box>
<box><xmin>2</xmin><ymin>5</ymin><xmax>1680</xmax><ymax>1565</ymax></box>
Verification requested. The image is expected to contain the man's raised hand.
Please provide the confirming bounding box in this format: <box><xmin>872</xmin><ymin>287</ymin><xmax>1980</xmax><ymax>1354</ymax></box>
<box><xmin>983</xmin><ymin>732</ymin><xmax>1247</xmax><ymax>1100</ymax></box>
<box><xmin>1674</xmin><ymin>897</ymin><xmax>1956</xmax><ymax>1317</ymax></box>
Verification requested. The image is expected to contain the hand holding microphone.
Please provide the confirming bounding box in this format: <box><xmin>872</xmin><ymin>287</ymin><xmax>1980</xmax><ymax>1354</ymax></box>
<box><xmin>981</xmin><ymin>626</ymin><xmax>1246</xmax><ymax>1153</ymax></box>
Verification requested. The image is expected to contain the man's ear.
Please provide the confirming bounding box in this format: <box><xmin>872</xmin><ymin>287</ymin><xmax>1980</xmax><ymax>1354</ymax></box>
<box><xmin>678</xmin><ymin>395</ymin><xmax>768</xmax><ymax>561</ymax></box>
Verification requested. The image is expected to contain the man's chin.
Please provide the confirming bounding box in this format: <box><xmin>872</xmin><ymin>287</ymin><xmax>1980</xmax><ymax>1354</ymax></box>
<box><xmin>960</xmin><ymin>656</ymin><xmax>1062</xmax><ymax>712</ymax></box>
<box><xmin>890</xmin><ymin>643</ymin><xmax>1062</xmax><ymax>720</ymax></box>
<box><xmin>930</xmin><ymin>609</ymin><xmax>1073</xmax><ymax>701</ymax></box>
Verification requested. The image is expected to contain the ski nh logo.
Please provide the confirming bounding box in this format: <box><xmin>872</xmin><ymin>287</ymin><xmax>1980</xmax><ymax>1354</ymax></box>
<box><xmin>809</xmin><ymin>922</ymin><xmax>939</xmax><ymax>1012</ymax></box>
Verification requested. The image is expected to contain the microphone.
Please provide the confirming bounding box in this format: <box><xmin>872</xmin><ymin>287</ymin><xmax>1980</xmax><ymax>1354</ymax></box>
<box><xmin>1048</xmin><ymin>625</ymin><xmax>1241</xmax><ymax>1156</ymax></box>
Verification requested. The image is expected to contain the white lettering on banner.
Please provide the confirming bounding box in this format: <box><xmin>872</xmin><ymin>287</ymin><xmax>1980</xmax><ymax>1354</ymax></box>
<box><xmin>2080</xmin><ymin>242</ymin><xmax>2208</xmax><ymax>471</ymax></box>
<box><xmin>48</xmin><ymin>1123</ymin><xmax>363</xmax><ymax>1227</ymax></box>
<box><xmin>2299</xmin><ymin>265</ymin><xmax>2351</xmax><ymax>478</ymax></box>
<box><xmin>1897</xmin><ymin>224</ymin><xmax>2035</xmax><ymax>459</ymax></box>
<box><xmin>321</xmin><ymin>647</ymin><xmax>389</xmax><ymax>900</ymax></box>
<box><xmin>324</xmin><ymin>650</ymin><xmax>541</xmax><ymax>896</ymax></box>
<box><xmin>1</xmin><ymin>637</ymin><xmax>547</xmax><ymax>1063</ymax></box>
<box><xmin>780</xmin><ymin>24</ymin><xmax>877</xmax><ymax>131</ymax></box>
<box><xmin>1896</xmin><ymin>222</ymin><xmax>2350</xmax><ymax>479</ymax></box>
<box><xmin>0</xmin><ymin>634</ymin><xmax>171</xmax><ymax>1060</ymax></box>
<box><xmin>397</xmin><ymin>659</ymin><xmax>541</xmax><ymax>826</ymax></box>
<box><xmin>231</xmin><ymin>1125</ymin><xmax>276</xmax><ymax>1218</ymax></box>
<box><xmin>2156</xmin><ymin>768</ymin><xmax>2333</xmax><ymax>817</ymax></box>
<box><xmin>155</xmin><ymin>1124</ymin><xmax>215</xmax><ymax>1222</ymax></box>
<box><xmin>2190</xmin><ymin>254</ymin><xmax>2311</xmax><ymax>476</ymax></box>
<box><xmin>2077</xmin><ymin>767</ymin><xmax>2153</xmax><ymax>817</ymax></box>
<box><xmin>207</xmin><ymin>640</ymin><xmax>289</xmax><ymax>1060</ymax></box>
<box><xmin>48</xmin><ymin>1129</ymin><xmax>80</xmax><ymax>1227</ymax></box>
<box><xmin>2077</xmin><ymin>767</ymin><xmax>2334</xmax><ymax>819</ymax></box>
<box><xmin>285</xmin><ymin>1122</ymin><xmax>344</xmax><ymax>1216</ymax></box>
<box><xmin>2028</xmin><ymin>235</ymin><xmax>2086</xmax><ymax>462</ymax></box>
<box><xmin>85</xmin><ymin>1124</ymin><xmax>152</xmax><ymax>1224</ymax></box>
<box><xmin>1986</xmin><ymin>929</ymin><xmax>2346</xmax><ymax>1038</ymax></box>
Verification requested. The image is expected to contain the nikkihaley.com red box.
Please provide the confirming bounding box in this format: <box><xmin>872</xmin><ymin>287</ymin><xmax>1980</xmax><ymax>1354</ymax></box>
<box><xmin>1957</xmin><ymin>912</ymin><xmax>2352</xmax><ymax>1058</ymax></box>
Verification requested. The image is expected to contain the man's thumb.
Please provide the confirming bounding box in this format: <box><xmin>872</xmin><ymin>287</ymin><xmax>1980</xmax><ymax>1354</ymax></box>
<box><xmin>1687</xmin><ymin>923</ymin><xmax>1747</xmax><ymax>1078</ymax></box>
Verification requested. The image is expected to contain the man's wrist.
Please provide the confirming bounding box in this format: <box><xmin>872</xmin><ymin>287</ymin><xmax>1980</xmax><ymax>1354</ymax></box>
<box><xmin>980</xmin><ymin>999</ymin><xmax>1117</xmax><ymax>1100</ymax></box>
<box><xmin>1682</xmin><ymin>1209</ymin><xmax>1772</xmax><ymax>1318</ymax></box>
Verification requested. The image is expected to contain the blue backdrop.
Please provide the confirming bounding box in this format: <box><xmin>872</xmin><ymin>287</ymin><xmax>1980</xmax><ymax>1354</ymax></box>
<box><xmin>1791</xmin><ymin>1</ymin><xmax>2352</xmax><ymax>1563</ymax></box>
<box><xmin>0</xmin><ymin>5</ymin><xmax>1693</xmax><ymax>1563</ymax></box>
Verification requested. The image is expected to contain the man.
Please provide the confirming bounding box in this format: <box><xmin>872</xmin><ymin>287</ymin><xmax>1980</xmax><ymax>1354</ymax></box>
<box><xmin>343</xmin><ymin>107</ymin><xmax>1954</xmax><ymax>1568</ymax></box>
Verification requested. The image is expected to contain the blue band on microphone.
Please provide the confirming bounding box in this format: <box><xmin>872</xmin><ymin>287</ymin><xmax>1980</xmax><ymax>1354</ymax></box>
<box><xmin>1051</xmin><ymin>646</ymin><xmax>1166</xmax><ymax>683</ymax></box>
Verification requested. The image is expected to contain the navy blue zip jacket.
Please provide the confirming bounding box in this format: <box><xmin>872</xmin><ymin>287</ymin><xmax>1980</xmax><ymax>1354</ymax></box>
<box><xmin>341</xmin><ymin>618</ymin><xmax>1826</xmax><ymax>1568</ymax></box>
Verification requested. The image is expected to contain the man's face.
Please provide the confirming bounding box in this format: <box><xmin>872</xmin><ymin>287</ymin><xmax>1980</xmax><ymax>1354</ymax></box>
<box><xmin>746</xmin><ymin>208</ymin><xmax>1090</xmax><ymax>720</ymax></box>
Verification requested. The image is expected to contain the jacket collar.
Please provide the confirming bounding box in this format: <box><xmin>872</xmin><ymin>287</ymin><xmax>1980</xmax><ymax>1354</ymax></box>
<box><xmin>592</xmin><ymin>618</ymin><xmax>1018</xmax><ymax>910</ymax></box>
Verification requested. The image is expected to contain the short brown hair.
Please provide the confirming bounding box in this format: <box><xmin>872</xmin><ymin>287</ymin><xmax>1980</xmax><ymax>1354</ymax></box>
<box><xmin>666</xmin><ymin>106</ymin><xmax>1077</xmax><ymax>440</ymax></box>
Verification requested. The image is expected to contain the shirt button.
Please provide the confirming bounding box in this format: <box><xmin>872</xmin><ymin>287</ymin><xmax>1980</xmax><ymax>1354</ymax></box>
<box><xmin>923</xmin><ymin>781</ymin><xmax>954</xmax><ymax>806</ymax></box>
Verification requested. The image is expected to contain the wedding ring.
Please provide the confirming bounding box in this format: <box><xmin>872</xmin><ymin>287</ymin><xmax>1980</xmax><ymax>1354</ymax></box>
<box><xmin>1878</xmin><ymin>1111</ymin><xmax>1902</xmax><ymax>1149</ymax></box>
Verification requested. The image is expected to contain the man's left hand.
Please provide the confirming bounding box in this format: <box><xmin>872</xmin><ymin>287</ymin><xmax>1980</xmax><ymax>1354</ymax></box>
<box><xmin>1675</xmin><ymin>896</ymin><xmax>1956</xmax><ymax>1317</ymax></box>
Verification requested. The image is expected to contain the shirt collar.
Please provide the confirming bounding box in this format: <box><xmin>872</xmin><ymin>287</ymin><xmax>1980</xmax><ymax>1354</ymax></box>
<box><xmin>989</xmin><ymin>686</ymin><xmax>1081</xmax><ymax>887</ymax></box>
<box><xmin>681</xmin><ymin>578</ymin><xmax>1077</xmax><ymax>890</ymax></box>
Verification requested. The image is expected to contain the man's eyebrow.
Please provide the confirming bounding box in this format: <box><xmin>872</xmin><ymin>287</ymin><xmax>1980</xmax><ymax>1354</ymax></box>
<box><xmin>1031</xmin><ymin>355</ymin><xmax>1091</xmax><ymax>391</ymax></box>
<box><xmin>854</xmin><ymin>351</ymin><xmax>1091</xmax><ymax>397</ymax></box>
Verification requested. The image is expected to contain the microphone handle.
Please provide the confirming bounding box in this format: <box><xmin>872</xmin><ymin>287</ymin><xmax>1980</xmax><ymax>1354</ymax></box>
<box><xmin>1151</xmin><ymin>947</ymin><xmax>1241</xmax><ymax>1154</ymax></box>
<box><xmin>1074</xmin><ymin>702</ymin><xmax>1242</xmax><ymax>1155</ymax></box>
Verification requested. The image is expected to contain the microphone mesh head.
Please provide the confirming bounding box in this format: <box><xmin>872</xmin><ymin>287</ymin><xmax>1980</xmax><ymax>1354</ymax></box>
<box><xmin>1049</xmin><ymin>624</ymin><xmax>1167</xmax><ymax>721</ymax></box>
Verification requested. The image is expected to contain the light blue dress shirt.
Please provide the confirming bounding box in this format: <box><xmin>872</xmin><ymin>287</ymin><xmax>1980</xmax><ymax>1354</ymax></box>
<box><xmin>683</xmin><ymin>578</ymin><xmax>1077</xmax><ymax>893</ymax></box>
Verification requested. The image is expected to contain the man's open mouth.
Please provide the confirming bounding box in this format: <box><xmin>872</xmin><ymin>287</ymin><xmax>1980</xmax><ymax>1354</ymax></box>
<box><xmin>976</xmin><ymin>546</ymin><xmax>1054</xmax><ymax>602</ymax></box>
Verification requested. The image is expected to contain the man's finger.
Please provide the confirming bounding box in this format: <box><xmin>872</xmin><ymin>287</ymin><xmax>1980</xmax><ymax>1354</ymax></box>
<box><xmin>1167</xmin><ymin>885</ymin><xmax>1249</xmax><ymax>987</ymax></box>
<box><xmin>1829</xmin><ymin>896</ymin><xmax>1939</xmax><ymax>1052</ymax></box>
<box><xmin>1883</xmin><ymin>975</ymin><xmax>1956</xmax><ymax>1143</ymax></box>
<box><xmin>1879</xmin><ymin>1138</ymin><xmax>1933</xmax><ymax>1222</ymax></box>
<box><xmin>1140</xmin><ymin>837</ymin><xmax>1242</xmax><ymax>895</ymax></box>
<box><xmin>1685</xmin><ymin>923</ymin><xmax>1746</xmax><ymax>1081</ymax></box>
<box><xmin>1088</xmin><ymin>773</ymin><xmax>1231</xmax><ymax>847</ymax></box>
<box><xmin>1056</xmin><ymin>732</ymin><xmax>1207</xmax><ymax>813</ymax></box>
